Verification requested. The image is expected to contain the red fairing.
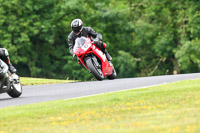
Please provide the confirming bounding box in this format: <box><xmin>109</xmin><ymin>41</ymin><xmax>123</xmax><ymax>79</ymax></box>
<box><xmin>73</xmin><ymin>37</ymin><xmax>113</xmax><ymax>76</ymax></box>
<box><xmin>92</xmin><ymin>45</ymin><xmax>112</xmax><ymax>75</ymax></box>
<box><xmin>73</xmin><ymin>48</ymin><xmax>85</xmax><ymax>56</ymax></box>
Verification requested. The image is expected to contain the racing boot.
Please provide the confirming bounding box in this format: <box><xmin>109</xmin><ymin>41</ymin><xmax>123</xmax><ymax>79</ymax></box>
<box><xmin>6</xmin><ymin>57</ymin><xmax>17</xmax><ymax>73</ymax></box>
<box><xmin>8</xmin><ymin>64</ymin><xmax>17</xmax><ymax>74</ymax></box>
<box><xmin>104</xmin><ymin>49</ymin><xmax>112</xmax><ymax>61</ymax></box>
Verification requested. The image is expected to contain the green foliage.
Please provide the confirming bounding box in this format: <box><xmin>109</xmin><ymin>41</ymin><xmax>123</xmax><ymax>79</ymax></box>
<box><xmin>176</xmin><ymin>39</ymin><xmax>200</xmax><ymax>73</ymax></box>
<box><xmin>114</xmin><ymin>51</ymin><xmax>137</xmax><ymax>78</ymax></box>
<box><xmin>0</xmin><ymin>0</ymin><xmax>199</xmax><ymax>80</ymax></box>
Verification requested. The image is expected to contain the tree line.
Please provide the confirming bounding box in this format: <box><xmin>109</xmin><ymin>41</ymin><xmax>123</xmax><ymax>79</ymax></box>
<box><xmin>0</xmin><ymin>0</ymin><xmax>199</xmax><ymax>80</ymax></box>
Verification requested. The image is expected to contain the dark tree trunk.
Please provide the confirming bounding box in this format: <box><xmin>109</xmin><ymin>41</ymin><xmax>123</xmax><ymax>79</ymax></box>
<box><xmin>171</xmin><ymin>57</ymin><xmax>180</xmax><ymax>75</ymax></box>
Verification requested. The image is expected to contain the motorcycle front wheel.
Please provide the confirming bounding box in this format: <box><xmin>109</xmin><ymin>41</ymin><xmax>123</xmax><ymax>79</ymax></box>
<box><xmin>107</xmin><ymin>67</ymin><xmax>117</xmax><ymax>80</ymax></box>
<box><xmin>86</xmin><ymin>57</ymin><xmax>104</xmax><ymax>81</ymax></box>
<box><xmin>7</xmin><ymin>74</ymin><xmax>22</xmax><ymax>98</ymax></box>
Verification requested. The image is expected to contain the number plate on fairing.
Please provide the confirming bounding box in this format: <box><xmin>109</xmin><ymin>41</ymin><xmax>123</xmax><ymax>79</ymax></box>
<box><xmin>82</xmin><ymin>44</ymin><xmax>91</xmax><ymax>51</ymax></box>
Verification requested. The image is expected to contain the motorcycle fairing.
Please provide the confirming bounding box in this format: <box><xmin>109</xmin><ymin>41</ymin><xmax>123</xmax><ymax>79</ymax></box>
<box><xmin>73</xmin><ymin>37</ymin><xmax>113</xmax><ymax>76</ymax></box>
<box><xmin>92</xmin><ymin>46</ymin><xmax>112</xmax><ymax>76</ymax></box>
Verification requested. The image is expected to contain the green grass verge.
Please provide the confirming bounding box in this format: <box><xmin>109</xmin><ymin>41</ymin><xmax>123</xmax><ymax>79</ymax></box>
<box><xmin>0</xmin><ymin>79</ymin><xmax>200</xmax><ymax>133</ymax></box>
<box><xmin>20</xmin><ymin>77</ymin><xmax>76</xmax><ymax>86</ymax></box>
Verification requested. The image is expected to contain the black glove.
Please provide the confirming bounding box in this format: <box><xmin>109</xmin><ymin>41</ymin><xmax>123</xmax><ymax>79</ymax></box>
<box><xmin>93</xmin><ymin>38</ymin><xmax>100</xmax><ymax>45</ymax></box>
<box><xmin>97</xmin><ymin>34</ymin><xmax>102</xmax><ymax>40</ymax></box>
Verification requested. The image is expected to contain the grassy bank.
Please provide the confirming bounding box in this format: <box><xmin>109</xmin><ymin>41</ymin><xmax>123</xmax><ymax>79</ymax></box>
<box><xmin>0</xmin><ymin>79</ymin><xmax>199</xmax><ymax>133</ymax></box>
<box><xmin>20</xmin><ymin>77</ymin><xmax>76</xmax><ymax>86</ymax></box>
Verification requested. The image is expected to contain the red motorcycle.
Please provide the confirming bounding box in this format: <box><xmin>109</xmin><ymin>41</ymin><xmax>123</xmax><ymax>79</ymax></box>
<box><xmin>73</xmin><ymin>37</ymin><xmax>117</xmax><ymax>81</ymax></box>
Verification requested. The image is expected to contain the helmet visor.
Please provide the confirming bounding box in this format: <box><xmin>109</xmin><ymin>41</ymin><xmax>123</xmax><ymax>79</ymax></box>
<box><xmin>72</xmin><ymin>26</ymin><xmax>82</xmax><ymax>34</ymax></box>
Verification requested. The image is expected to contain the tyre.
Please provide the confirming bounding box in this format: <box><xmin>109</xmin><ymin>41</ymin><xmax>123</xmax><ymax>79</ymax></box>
<box><xmin>7</xmin><ymin>75</ymin><xmax>22</xmax><ymax>98</ymax></box>
<box><xmin>86</xmin><ymin>57</ymin><xmax>104</xmax><ymax>81</ymax></box>
<box><xmin>7</xmin><ymin>83</ymin><xmax>22</xmax><ymax>98</ymax></box>
<box><xmin>107</xmin><ymin>67</ymin><xmax>117</xmax><ymax>80</ymax></box>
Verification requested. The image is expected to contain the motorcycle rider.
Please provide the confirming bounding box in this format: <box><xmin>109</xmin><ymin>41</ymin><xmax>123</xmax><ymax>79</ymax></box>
<box><xmin>68</xmin><ymin>18</ymin><xmax>112</xmax><ymax>61</ymax></box>
<box><xmin>0</xmin><ymin>48</ymin><xmax>17</xmax><ymax>73</ymax></box>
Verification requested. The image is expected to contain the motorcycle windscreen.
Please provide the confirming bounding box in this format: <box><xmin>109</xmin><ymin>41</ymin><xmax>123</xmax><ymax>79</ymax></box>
<box><xmin>73</xmin><ymin>37</ymin><xmax>91</xmax><ymax>55</ymax></box>
<box><xmin>74</xmin><ymin>37</ymin><xmax>87</xmax><ymax>48</ymax></box>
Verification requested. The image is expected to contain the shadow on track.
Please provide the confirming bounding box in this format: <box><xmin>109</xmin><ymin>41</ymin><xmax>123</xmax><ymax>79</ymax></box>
<box><xmin>0</xmin><ymin>97</ymin><xmax>13</xmax><ymax>101</ymax></box>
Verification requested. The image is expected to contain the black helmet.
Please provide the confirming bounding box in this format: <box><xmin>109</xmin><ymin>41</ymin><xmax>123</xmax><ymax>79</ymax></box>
<box><xmin>71</xmin><ymin>19</ymin><xmax>83</xmax><ymax>34</ymax></box>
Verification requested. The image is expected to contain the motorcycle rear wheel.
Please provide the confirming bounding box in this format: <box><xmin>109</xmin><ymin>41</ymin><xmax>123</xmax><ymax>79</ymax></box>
<box><xmin>86</xmin><ymin>57</ymin><xmax>104</xmax><ymax>81</ymax></box>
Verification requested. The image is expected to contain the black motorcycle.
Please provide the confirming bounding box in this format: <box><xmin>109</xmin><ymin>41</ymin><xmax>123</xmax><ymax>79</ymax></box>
<box><xmin>0</xmin><ymin>60</ymin><xmax>22</xmax><ymax>98</ymax></box>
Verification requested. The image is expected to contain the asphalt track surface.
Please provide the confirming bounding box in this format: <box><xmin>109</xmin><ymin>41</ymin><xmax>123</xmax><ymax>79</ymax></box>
<box><xmin>0</xmin><ymin>73</ymin><xmax>200</xmax><ymax>108</ymax></box>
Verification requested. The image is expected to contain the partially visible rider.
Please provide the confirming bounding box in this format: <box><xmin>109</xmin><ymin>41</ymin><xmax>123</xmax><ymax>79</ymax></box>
<box><xmin>68</xmin><ymin>18</ymin><xmax>112</xmax><ymax>61</ymax></box>
<box><xmin>0</xmin><ymin>48</ymin><xmax>16</xmax><ymax>74</ymax></box>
